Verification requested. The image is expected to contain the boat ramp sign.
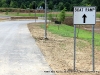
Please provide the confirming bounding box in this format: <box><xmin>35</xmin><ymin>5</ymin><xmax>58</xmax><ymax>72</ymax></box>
<box><xmin>73</xmin><ymin>6</ymin><xmax>96</xmax><ymax>24</ymax></box>
<box><xmin>73</xmin><ymin>6</ymin><xmax>96</xmax><ymax>71</ymax></box>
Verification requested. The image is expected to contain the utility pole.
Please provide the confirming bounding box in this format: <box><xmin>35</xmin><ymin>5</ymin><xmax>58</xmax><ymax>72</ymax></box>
<box><xmin>44</xmin><ymin>0</ymin><xmax>47</xmax><ymax>39</ymax></box>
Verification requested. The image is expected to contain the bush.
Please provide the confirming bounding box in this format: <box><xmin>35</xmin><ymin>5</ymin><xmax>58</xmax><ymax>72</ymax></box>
<box><xmin>58</xmin><ymin>7</ymin><xmax>66</xmax><ymax>23</ymax></box>
<box><xmin>48</xmin><ymin>13</ymin><xmax>52</xmax><ymax>21</ymax></box>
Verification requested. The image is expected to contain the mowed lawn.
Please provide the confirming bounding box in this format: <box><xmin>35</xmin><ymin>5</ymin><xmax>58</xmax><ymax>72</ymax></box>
<box><xmin>42</xmin><ymin>24</ymin><xmax>100</xmax><ymax>47</ymax></box>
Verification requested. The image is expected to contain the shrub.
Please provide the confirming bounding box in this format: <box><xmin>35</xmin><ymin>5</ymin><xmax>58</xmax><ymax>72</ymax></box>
<box><xmin>58</xmin><ymin>7</ymin><xmax>66</xmax><ymax>23</ymax></box>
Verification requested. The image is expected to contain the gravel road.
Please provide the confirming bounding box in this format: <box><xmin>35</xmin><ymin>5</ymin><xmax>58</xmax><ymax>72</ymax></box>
<box><xmin>0</xmin><ymin>20</ymin><xmax>54</xmax><ymax>75</ymax></box>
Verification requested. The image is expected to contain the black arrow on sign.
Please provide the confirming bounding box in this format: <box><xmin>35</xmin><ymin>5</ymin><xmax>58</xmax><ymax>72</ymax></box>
<box><xmin>82</xmin><ymin>14</ymin><xmax>87</xmax><ymax>23</ymax></box>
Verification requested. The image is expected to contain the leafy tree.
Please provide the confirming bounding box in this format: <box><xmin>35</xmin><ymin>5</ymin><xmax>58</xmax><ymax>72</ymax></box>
<box><xmin>0</xmin><ymin>0</ymin><xmax>100</xmax><ymax>11</ymax></box>
<box><xmin>48</xmin><ymin>1</ymin><xmax>53</xmax><ymax>10</ymax></box>
<box><xmin>29</xmin><ymin>1</ymin><xmax>37</xmax><ymax>9</ymax></box>
<box><xmin>2</xmin><ymin>3</ymin><xmax>8</xmax><ymax>7</ymax></box>
<box><xmin>26</xmin><ymin>1</ymin><xmax>30</xmax><ymax>8</ymax></box>
<box><xmin>58</xmin><ymin>7</ymin><xmax>66</xmax><ymax>23</ymax></box>
<box><xmin>58</xmin><ymin>2</ymin><xmax>64</xmax><ymax>10</ymax></box>
<box><xmin>38</xmin><ymin>1</ymin><xmax>45</xmax><ymax>9</ymax></box>
<box><xmin>48</xmin><ymin>11</ymin><xmax>53</xmax><ymax>23</ymax></box>
<box><xmin>32</xmin><ymin>1</ymin><xmax>36</xmax><ymax>9</ymax></box>
<box><xmin>29</xmin><ymin>3</ymin><xmax>33</xmax><ymax>9</ymax></box>
<box><xmin>64</xmin><ymin>2</ymin><xmax>70</xmax><ymax>11</ymax></box>
<box><xmin>5</xmin><ymin>10</ymin><xmax>8</xmax><ymax>15</ymax></box>
<box><xmin>0</xmin><ymin>0</ymin><xmax>2</xmax><ymax>7</ymax></box>
<box><xmin>20</xmin><ymin>3</ymin><xmax>26</xmax><ymax>9</ymax></box>
<box><xmin>10</xmin><ymin>1</ymin><xmax>18</xmax><ymax>8</ymax></box>
<box><xmin>81</xmin><ymin>0</ymin><xmax>89</xmax><ymax>6</ymax></box>
<box><xmin>16</xmin><ymin>8</ymin><xmax>20</xmax><ymax>15</ymax></box>
<box><xmin>6</xmin><ymin>0</ymin><xmax>11</xmax><ymax>7</ymax></box>
<box><xmin>1</xmin><ymin>0</ymin><xmax>10</xmax><ymax>7</ymax></box>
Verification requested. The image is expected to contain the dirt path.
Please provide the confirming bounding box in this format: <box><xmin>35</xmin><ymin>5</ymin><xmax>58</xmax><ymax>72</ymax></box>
<box><xmin>27</xmin><ymin>23</ymin><xmax>100</xmax><ymax>75</ymax></box>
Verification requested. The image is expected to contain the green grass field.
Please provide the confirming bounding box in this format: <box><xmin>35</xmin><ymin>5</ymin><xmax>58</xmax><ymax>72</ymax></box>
<box><xmin>6</xmin><ymin>12</ymin><xmax>72</xmax><ymax>17</ymax></box>
<box><xmin>1</xmin><ymin>11</ymin><xmax>100</xmax><ymax>18</ymax></box>
<box><xmin>3</xmin><ymin>12</ymin><xmax>100</xmax><ymax>18</ymax></box>
<box><xmin>41</xmin><ymin>24</ymin><xmax>100</xmax><ymax>47</ymax></box>
<box><xmin>3</xmin><ymin>12</ymin><xmax>41</xmax><ymax>17</ymax></box>
<box><xmin>5</xmin><ymin>12</ymin><xmax>45</xmax><ymax>17</ymax></box>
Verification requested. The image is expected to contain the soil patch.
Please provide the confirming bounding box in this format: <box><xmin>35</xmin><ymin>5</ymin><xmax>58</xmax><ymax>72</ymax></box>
<box><xmin>0</xmin><ymin>18</ymin><xmax>8</xmax><ymax>21</ymax></box>
<box><xmin>27</xmin><ymin>23</ymin><xmax>100</xmax><ymax>75</ymax></box>
<box><xmin>11</xmin><ymin>17</ymin><xmax>38</xmax><ymax>20</ymax></box>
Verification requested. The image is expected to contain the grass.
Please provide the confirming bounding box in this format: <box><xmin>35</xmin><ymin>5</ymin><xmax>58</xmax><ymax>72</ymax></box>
<box><xmin>7</xmin><ymin>12</ymin><xmax>45</xmax><ymax>17</ymax></box>
<box><xmin>2</xmin><ymin>11</ymin><xmax>100</xmax><ymax>18</ymax></box>
<box><xmin>6</xmin><ymin>12</ymin><xmax>73</xmax><ymax>17</ymax></box>
<box><xmin>41</xmin><ymin>24</ymin><xmax>100</xmax><ymax>46</ymax></box>
<box><xmin>96</xmin><ymin>14</ymin><xmax>100</xmax><ymax>18</ymax></box>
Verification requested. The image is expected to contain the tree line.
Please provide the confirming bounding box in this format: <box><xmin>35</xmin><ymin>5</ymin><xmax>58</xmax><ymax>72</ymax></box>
<box><xmin>0</xmin><ymin>0</ymin><xmax>100</xmax><ymax>11</ymax></box>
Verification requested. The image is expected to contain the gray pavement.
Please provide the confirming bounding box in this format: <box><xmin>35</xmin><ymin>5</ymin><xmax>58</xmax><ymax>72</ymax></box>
<box><xmin>0</xmin><ymin>20</ymin><xmax>55</xmax><ymax>75</ymax></box>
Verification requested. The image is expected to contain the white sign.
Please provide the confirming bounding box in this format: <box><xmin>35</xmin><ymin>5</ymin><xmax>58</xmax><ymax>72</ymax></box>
<box><xmin>73</xmin><ymin>6</ymin><xmax>96</xmax><ymax>24</ymax></box>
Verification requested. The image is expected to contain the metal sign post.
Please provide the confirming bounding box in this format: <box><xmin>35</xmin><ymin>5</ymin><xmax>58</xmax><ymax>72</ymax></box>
<box><xmin>44</xmin><ymin>0</ymin><xmax>47</xmax><ymax>39</ymax></box>
<box><xmin>74</xmin><ymin>25</ymin><xmax>76</xmax><ymax>71</ymax></box>
<box><xmin>92</xmin><ymin>25</ymin><xmax>95</xmax><ymax>71</ymax></box>
<box><xmin>33</xmin><ymin>1</ymin><xmax>36</xmax><ymax>23</ymax></box>
<box><xmin>73</xmin><ymin>6</ymin><xmax>96</xmax><ymax>71</ymax></box>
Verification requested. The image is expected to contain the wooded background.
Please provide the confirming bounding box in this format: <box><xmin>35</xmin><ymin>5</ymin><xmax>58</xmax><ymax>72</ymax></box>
<box><xmin>0</xmin><ymin>0</ymin><xmax>100</xmax><ymax>11</ymax></box>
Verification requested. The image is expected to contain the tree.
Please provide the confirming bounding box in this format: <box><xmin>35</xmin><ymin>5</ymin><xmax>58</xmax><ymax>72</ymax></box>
<box><xmin>0</xmin><ymin>0</ymin><xmax>100</xmax><ymax>11</ymax></box>
<box><xmin>0</xmin><ymin>0</ymin><xmax>2</xmax><ymax>7</ymax></box>
<box><xmin>10</xmin><ymin>1</ymin><xmax>18</xmax><ymax>8</ymax></box>
<box><xmin>20</xmin><ymin>3</ymin><xmax>26</xmax><ymax>9</ymax></box>
<box><xmin>81</xmin><ymin>0</ymin><xmax>89</xmax><ymax>6</ymax></box>
<box><xmin>2</xmin><ymin>3</ymin><xmax>8</xmax><ymax>7</ymax></box>
<box><xmin>58</xmin><ymin>2</ymin><xmax>64</xmax><ymax>10</ymax></box>
<box><xmin>6</xmin><ymin>0</ymin><xmax>11</xmax><ymax>7</ymax></box>
<box><xmin>38</xmin><ymin>1</ymin><xmax>45</xmax><ymax>9</ymax></box>
<box><xmin>58</xmin><ymin>8</ymin><xmax>66</xmax><ymax>23</ymax></box>
<box><xmin>48</xmin><ymin>11</ymin><xmax>53</xmax><ymax>23</ymax></box>
<box><xmin>64</xmin><ymin>2</ymin><xmax>70</xmax><ymax>11</ymax></box>
<box><xmin>29</xmin><ymin>2</ymin><xmax>33</xmax><ymax>9</ymax></box>
<box><xmin>32</xmin><ymin>1</ymin><xmax>36</xmax><ymax>9</ymax></box>
<box><xmin>48</xmin><ymin>1</ymin><xmax>53</xmax><ymax>10</ymax></box>
<box><xmin>29</xmin><ymin>1</ymin><xmax>37</xmax><ymax>9</ymax></box>
<box><xmin>26</xmin><ymin>1</ymin><xmax>30</xmax><ymax>8</ymax></box>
